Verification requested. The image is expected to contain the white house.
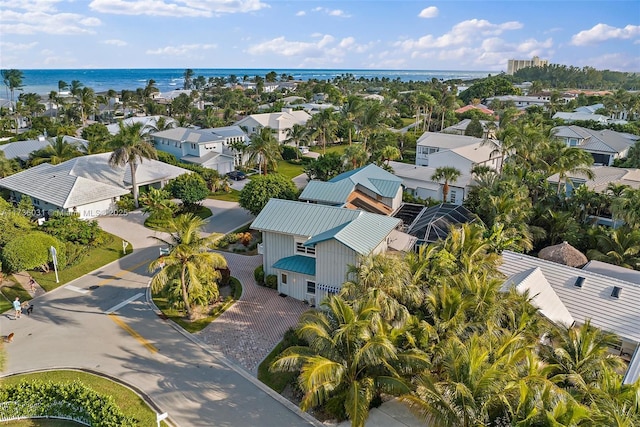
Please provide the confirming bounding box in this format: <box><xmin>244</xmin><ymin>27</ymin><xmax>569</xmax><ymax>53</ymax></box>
<box><xmin>499</xmin><ymin>250</ymin><xmax>640</xmax><ymax>385</ymax></box>
<box><xmin>151</xmin><ymin>126</ymin><xmax>247</xmax><ymax>174</ymax></box>
<box><xmin>106</xmin><ymin>115</ymin><xmax>176</xmax><ymax>135</ymax></box>
<box><xmin>299</xmin><ymin>164</ymin><xmax>404</xmax><ymax>215</ymax></box>
<box><xmin>389</xmin><ymin>161</ymin><xmax>474</xmax><ymax>204</ymax></box>
<box><xmin>415</xmin><ymin>132</ymin><xmax>502</xmax><ymax>174</ymax></box>
<box><xmin>251</xmin><ymin>199</ymin><xmax>415</xmax><ymax>304</ymax></box>
<box><xmin>0</xmin><ymin>153</ymin><xmax>189</xmax><ymax>219</ymax></box>
<box><xmin>234</xmin><ymin>108</ymin><xmax>311</xmax><ymax>143</ymax></box>
<box><xmin>552</xmin><ymin>125</ymin><xmax>638</xmax><ymax>166</ymax></box>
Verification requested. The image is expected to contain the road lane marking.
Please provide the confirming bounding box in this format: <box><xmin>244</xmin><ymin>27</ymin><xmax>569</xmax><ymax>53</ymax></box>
<box><xmin>109</xmin><ymin>314</ymin><xmax>158</xmax><ymax>354</ymax></box>
<box><xmin>105</xmin><ymin>292</ymin><xmax>144</xmax><ymax>315</ymax></box>
<box><xmin>65</xmin><ymin>285</ymin><xmax>89</xmax><ymax>294</ymax></box>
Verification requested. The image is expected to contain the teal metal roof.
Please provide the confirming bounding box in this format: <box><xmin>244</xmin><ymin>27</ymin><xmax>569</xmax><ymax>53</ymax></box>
<box><xmin>252</xmin><ymin>199</ymin><xmax>401</xmax><ymax>255</ymax></box>
<box><xmin>299</xmin><ymin>180</ymin><xmax>352</xmax><ymax>205</ymax></box>
<box><xmin>273</xmin><ymin>255</ymin><xmax>316</xmax><ymax>276</ymax></box>
<box><xmin>330</xmin><ymin>164</ymin><xmax>402</xmax><ymax>198</ymax></box>
<box><xmin>300</xmin><ymin>164</ymin><xmax>402</xmax><ymax>204</ymax></box>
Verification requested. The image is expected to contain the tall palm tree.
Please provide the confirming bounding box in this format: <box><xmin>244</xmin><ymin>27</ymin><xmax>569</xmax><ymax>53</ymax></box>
<box><xmin>340</xmin><ymin>96</ymin><xmax>363</xmax><ymax>145</ymax></box>
<box><xmin>342</xmin><ymin>144</ymin><xmax>368</xmax><ymax>170</ymax></box>
<box><xmin>0</xmin><ymin>150</ymin><xmax>18</xmax><ymax>177</ymax></box>
<box><xmin>284</xmin><ymin>123</ymin><xmax>310</xmax><ymax>160</ymax></box>
<box><xmin>272</xmin><ymin>295</ymin><xmax>428</xmax><ymax>427</ymax></box>
<box><xmin>612</xmin><ymin>187</ymin><xmax>640</xmax><ymax>229</ymax></box>
<box><xmin>108</xmin><ymin>121</ymin><xmax>158</xmax><ymax>208</ymax></box>
<box><xmin>148</xmin><ymin>214</ymin><xmax>227</xmax><ymax>320</ymax></box>
<box><xmin>28</xmin><ymin>136</ymin><xmax>84</xmax><ymax>166</ymax></box>
<box><xmin>1</xmin><ymin>69</ymin><xmax>23</xmax><ymax>108</ymax></box>
<box><xmin>545</xmin><ymin>142</ymin><xmax>595</xmax><ymax>194</ymax></box>
<box><xmin>431</xmin><ymin>166</ymin><xmax>461</xmax><ymax>202</ymax></box>
<box><xmin>308</xmin><ymin>108</ymin><xmax>338</xmax><ymax>154</ymax></box>
<box><xmin>246</xmin><ymin>127</ymin><xmax>282</xmax><ymax>175</ymax></box>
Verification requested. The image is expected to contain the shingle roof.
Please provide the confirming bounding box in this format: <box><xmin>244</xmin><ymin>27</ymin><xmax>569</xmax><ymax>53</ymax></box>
<box><xmin>0</xmin><ymin>139</ymin><xmax>50</xmax><ymax>161</ymax></box>
<box><xmin>388</xmin><ymin>161</ymin><xmax>474</xmax><ymax>191</ymax></box>
<box><xmin>499</xmin><ymin>250</ymin><xmax>640</xmax><ymax>343</ymax></box>
<box><xmin>552</xmin><ymin>125</ymin><xmax>637</xmax><ymax>154</ymax></box>
<box><xmin>547</xmin><ymin>166</ymin><xmax>640</xmax><ymax>192</ymax></box>
<box><xmin>416</xmin><ymin>132</ymin><xmax>485</xmax><ymax>149</ymax></box>
<box><xmin>251</xmin><ymin>199</ymin><xmax>401</xmax><ymax>255</ymax></box>
<box><xmin>152</xmin><ymin>126</ymin><xmax>245</xmax><ymax>143</ymax></box>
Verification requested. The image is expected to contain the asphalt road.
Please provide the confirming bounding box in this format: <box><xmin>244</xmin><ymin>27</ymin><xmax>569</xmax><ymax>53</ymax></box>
<box><xmin>1</xmin><ymin>246</ymin><xmax>318</xmax><ymax>427</ymax></box>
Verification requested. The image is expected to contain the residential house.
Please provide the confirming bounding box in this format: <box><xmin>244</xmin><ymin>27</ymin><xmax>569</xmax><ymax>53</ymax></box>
<box><xmin>415</xmin><ymin>132</ymin><xmax>503</xmax><ymax>174</ymax></box>
<box><xmin>552</xmin><ymin>125</ymin><xmax>638</xmax><ymax>166</ymax></box>
<box><xmin>442</xmin><ymin>119</ymin><xmax>498</xmax><ymax>138</ymax></box>
<box><xmin>0</xmin><ymin>136</ymin><xmax>88</xmax><ymax>165</ymax></box>
<box><xmin>547</xmin><ymin>165</ymin><xmax>640</xmax><ymax>194</ymax></box>
<box><xmin>484</xmin><ymin>95</ymin><xmax>551</xmax><ymax>110</ymax></box>
<box><xmin>553</xmin><ymin>103</ymin><xmax>627</xmax><ymax>125</ymax></box>
<box><xmin>106</xmin><ymin>115</ymin><xmax>176</xmax><ymax>135</ymax></box>
<box><xmin>151</xmin><ymin>126</ymin><xmax>247</xmax><ymax>174</ymax></box>
<box><xmin>453</xmin><ymin>104</ymin><xmax>495</xmax><ymax>116</ymax></box>
<box><xmin>299</xmin><ymin>164</ymin><xmax>403</xmax><ymax>215</ymax></box>
<box><xmin>389</xmin><ymin>161</ymin><xmax>474</xmax><ymax>204</ymax></box>
<box><xmin>499</xmin><ymin>250</ymin><xmax>640</xmax><ymax>384</ymax></box>
<box><xmin>252</xmin><ymin>199</ymin><xmax>415</xmax><ymax>304</ymax></box>
<box><xmin>0</xmin><ymin>153</ymin><xmax>189</xmax><ymax>219</ymax></box>
<box><xmin>234</xmin><ymin>108</ymin><xmax>311</xmax><ymax>143</ymax></box>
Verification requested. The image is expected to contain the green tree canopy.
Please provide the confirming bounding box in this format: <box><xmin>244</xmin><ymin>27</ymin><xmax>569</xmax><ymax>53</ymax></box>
<box><xmin>239</xmin><ymin>174</ymin><xmax>298</xmax><ymax>215</ymax></box>
<box><xmin>166</xmin><ymin>173</ymin><xmax>209</xmax><ymax>208</ymax></box>
<box><xmin>2</xmin><ymin>231</ymin><xmax>66</xmax><ymax>273</ymax></box>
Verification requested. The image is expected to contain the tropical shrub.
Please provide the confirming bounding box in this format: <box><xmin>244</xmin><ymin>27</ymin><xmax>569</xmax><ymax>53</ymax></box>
<box><xmin>166</xmin><ymin>173</ymin><xmax>209</xmax><ymax>208</ymax></box>
<box><xmin>239</xmin><ymin>174</ymin><xmax>298</xmax><ymax>215</ymax></box>
<box><xmin>1</xmin><ymin>231</ymin><xmax>67</xmax><ymax>273</ymax></box>
<box><xmin>0</xmin><ymin>380</ymin><xmax>136</xmax><ymax>426</ymax></box>
<box><xmin>40</xmin><ymin>212</ymin><xmax>107</xmax><ymax>246</ymax></box>
<box><xmin>254</xmin><ymin>265</ymin><xmax>265</xmax><ymax>285</ymax></box>
<box><xmin>265</xmin><ymin>274</ymin><xmax>277</xmax><ymax>289</ymax></box>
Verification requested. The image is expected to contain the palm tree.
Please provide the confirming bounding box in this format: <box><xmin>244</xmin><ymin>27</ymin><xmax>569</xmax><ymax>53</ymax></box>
<box><xmin>183</xmin><ymin>69</ymin><xmax>194</xmax><ymax>90</ymax></box>
<box><xmin>431</xmin><ymin>166</ymin><xmax>461</xmax><ymax>202</ymax></box>
<box><xmin>108</xmin><ymin>121</ymin><xmax>158</xmax><ymax>208</ymax></box>
<box><xmin>1</xmin><ymin>69</ymin><xmax>23</xmax><ymax>108</ymax></box>
<box><xmin>246</xmin><ymin>127</ymin><xmax>282</xmax><ymax>175</ymax></box>
<box><xmin>340</xmin><ymin>96</ymin><xmax>363</xmax><ymax>145</ymax></box>
<box><xmin>272</xmin><ymin>295</ymin><xmax>428</xmax><ymax>427</ymax></box>
<box><xmin>148</xmin><ymin>214</ymin><xmax>227</xmax><ymax>320</ymax></box>
<box><xmin>284</xmin><ymin>123</ymin><xmax>310</xmax><ymax>160</ymax></box>
<box><xmin>0</xmin><ymin>150</ymin><xmax>18</xmax><ymax>177</ymax></box>
<box><xmin>612</xmin><ymin>187</ymin><xmax>640</xmax><ymax>229</ymax></box>
<box><xmin>546</xmin><ymin>142</ymin><xmax>595</xmax><ymax>194</ymax></box>
<box><xmin>308</xmin><ymin>108</ymin><xmax>338</xmax><ymax>154</ymax></box>
<box><xmin>540</xmin><ymin>320</ymin><xmax>625</xmax><ymax>394</ymax></box>
<box><xmin>379</xmin><ymin>145</ymin><xmax>401</xmax><ymax>166</ymax></box>
<box><xmin>28</xmin><ymin>136</ymin><xmax>84</xmax><ymax>166</ymax></box>
<box><xmin>586</xmin><ymin>226</ymin><xmax>640</xmax><ymax>270</ymax></box>
<box><xmin>78</xmin><ymin>87</ymin><xmax>96</xmax><ymax>126</ymax></box>
<box><xmin>342</xmin><ymin>144</ymin><xmax>368</xmax><ymax>170</ymax></box>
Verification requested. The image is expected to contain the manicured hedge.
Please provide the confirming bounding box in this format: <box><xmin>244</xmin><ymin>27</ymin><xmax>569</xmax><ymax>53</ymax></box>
<box><xmin>0</xmin><ymin>380</ymin><xmax>137</xmax><ymax>426</ymax></box>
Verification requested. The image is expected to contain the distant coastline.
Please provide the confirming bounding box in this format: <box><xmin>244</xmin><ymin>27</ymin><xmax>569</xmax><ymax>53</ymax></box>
<box><xmin>17</xmin><ymin>68</ymin><xmax>493</xmax><ymax>96</ymax></box>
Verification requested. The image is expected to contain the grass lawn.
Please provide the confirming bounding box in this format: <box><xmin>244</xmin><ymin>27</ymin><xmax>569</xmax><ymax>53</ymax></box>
<box><xmin>0</xmin><ymin>370</ymin><xmax>167</xmax><ymax>427</ymax></box>
<box><xmin>258</xmin><ymin>338</ymin><xmax>297</xmax><ymax>393</ymax></box>
<box><xmin>0</xmin><ymin>279</ymin><xmax>32</xmax><ymax>313</ymax></box>
<box><xmin>152</xmin><ymin>277</ymin><xmax>242</xmax><ymax>334</ymax></box>
<box><xmin>208</xmin><ymin>189</ymin><xmax>241</xmax><ymax>202</ymax></box>
<box><xmin>309</xmin><ymin>144</ymin><xmax>347</xmax><ymax>156</ymax></box>
<box><xmin>275</xmin><ymin>160</ymin><xmax>305</xmax><ymax>180</ymax></box>
<box><xmin>1</xmin><ymin>420</ymin><xmax>83</xmax><ymax>426</ymax></box>
<box><xmin>32</xmin><ymin>233</ymin><xmax>133</xmax><ymax>292</ymax></box>
<box><xmin>191</xmin><ymin>205</ymin><xmax>213</xmax><ymax>219</ymax></box>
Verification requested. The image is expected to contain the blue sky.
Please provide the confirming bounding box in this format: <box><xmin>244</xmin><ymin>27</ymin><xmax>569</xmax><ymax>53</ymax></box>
<box><xmin>1</xmin><ymin>0</ymin><xmax>638</xmax><ymax>72</ymax></box>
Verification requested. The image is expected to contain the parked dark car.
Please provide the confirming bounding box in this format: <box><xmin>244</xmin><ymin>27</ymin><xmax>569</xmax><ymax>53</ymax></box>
<box><xmin>226</xmin><ymin>170</ymin><xmax>247</xmax><ymax>181</ymax></box>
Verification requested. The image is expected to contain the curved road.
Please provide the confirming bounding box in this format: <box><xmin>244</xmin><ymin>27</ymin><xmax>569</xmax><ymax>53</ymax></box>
<box><xmin>1</xmin><ymin>224</ymin><xmax>318</xmax><ymax>427</ymax></box>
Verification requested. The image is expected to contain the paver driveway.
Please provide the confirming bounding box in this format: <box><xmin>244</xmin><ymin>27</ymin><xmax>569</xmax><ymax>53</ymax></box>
<box><xmin>197</xmin><ymin>252</ymin><xmax>309</xmax><ymax>373</ymax></box>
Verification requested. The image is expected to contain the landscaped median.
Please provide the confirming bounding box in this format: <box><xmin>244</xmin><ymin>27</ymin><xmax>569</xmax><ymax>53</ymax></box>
<box><xmin>0</xmin><ymin>370</ymin><xmax>169</xmax><ymax>426</ymax></box>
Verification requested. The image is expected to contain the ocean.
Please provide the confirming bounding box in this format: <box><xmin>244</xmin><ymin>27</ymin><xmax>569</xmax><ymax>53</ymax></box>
<box><xmin>16</xmin><ymin>68</ymin><xmax>491</xmax><ymax>96</ymax></box>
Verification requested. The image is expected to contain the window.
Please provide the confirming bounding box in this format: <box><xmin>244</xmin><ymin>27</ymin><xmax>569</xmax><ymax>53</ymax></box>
<box><xmin>569</xmin><ymin>138</ymin><xmax>578</xmax><ymax>147</ymax></box>
<box><xmin>450</xmin><ymin>190</ymin><xmax>457</xmax><ymax>203</ymax></box>
<box><xmin>190</xmin><ymin>143</ymin><xmax>196</xmax><ymax>149</ymax></box>
<box><xmin>281</xmin><ymin>273</ymin><xmax>287</xmax><ymax>284</ymax></box>
<box><xmin>306</xmin><ymin>281</ymin><xmax>316</xmax><ymax>294</ymax></box>
<box><xmin>296</xmin><ymin>241</ymin><xmax>315</xmax><ymax>255</ymax></box>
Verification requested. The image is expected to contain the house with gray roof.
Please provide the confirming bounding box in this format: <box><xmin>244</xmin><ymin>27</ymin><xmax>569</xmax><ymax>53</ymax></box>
<box><xmin>389</xmin><ymin>161</ymin><xmax>473</xmax><ymax>204</ymax></box>
<box><xmin>0</xmin><ymin>136</ymin><xmax>87</xmax><ymax>164</ymax></box>
<box><xmin>151</xmin><ymin>126</ymin><xmax>247</xmax><ymax>174</ymax></box>
<box><xmin>299</xmin><ymin>164</ymin><xmax>403</xmax><ymax>215</ymax></box>
<box><xmin>499</xmin><ymin>250</ymin><xmax>640</xmax><ymax>385</ymax></box>
<box><xmin>0</xmin><ymin>153</ymin><xmax>189</xmax><ymax>218</ymax></box>
<box><xmin>251</xmin><ymin>199</ymin><xmax>415</xmax><ymax>304</ymax></box>
<box><xmin>552</xmin><ymin>125</ymin><xmax>638</xmax><ymax>166</ymax></box>
<box><xmin>415</xmin><ymin>132</ymin><xmax>503</xmax><ymax>174</ymax></box>
<box><xmin>106</xmin><ymin>115</ymin><xmax>176</xmax><ymax>135</ymax></box>
<box><xmin>234</xmin><ymin>108</ymin><xmax>311</xmax><ymax>143</ymax></box>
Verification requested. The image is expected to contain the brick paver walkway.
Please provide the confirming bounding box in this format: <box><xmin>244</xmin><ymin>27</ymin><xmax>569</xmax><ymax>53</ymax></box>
<box><xmin>197</xmin><ymin>252</ymin><xmax>309</xmax><ymax>374</ymax></box>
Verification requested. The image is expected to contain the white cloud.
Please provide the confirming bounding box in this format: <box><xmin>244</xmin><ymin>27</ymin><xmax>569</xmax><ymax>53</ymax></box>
<box><xmin>579</xmin><ymin>52</ymin><xmax>640</xmax><ymax>71</ymax></box>
<box><xmin>571</xmin><ymin>23</ymin><xmax>640</xmax><ymax>45</ymax></box>
<box><xmin>0</xmin><ymin>0</ymin><xmax>60</xmax><ymax>13</ymax></box>
<box><xmin>146</xmin><ymin>43</ymin><xmax>217</xmax><ymax>56</ymax></box>
<box><xmin>103</xmin><ymin>39</ymin><xmax>128</xmax><ymax>46</ymax></box>
<box><xmin>0</xmin><ymin>41</ymin><xmax>38</xmax><ymax>51</ymax></box>
<box><xmin>418</xmin><ymin>6</ymin><xmax>438</xmax><ymax>18</ymax></box>
<box><xmin>296</xmin><ymin>10</ymin><xmax>305</xmax><ymax>16</ymax></box>
<box><xmin>89</xmin><ymin>0</ymin><xmax>269</xmax><ymax>17</ymax></box>
<box><xmin>309</xmin><ymin>6</ymin><xmax>351</xmax><ymax>18</ymax></box>
<box><xmin>0</xmin><ymin>8</ymin><xmax>103</xmax><ymax>35</ymax></box>
<box><xmin>247</xmin><ymin>35</ymin><xmax>372</xmax><ymax>62</ymax></box>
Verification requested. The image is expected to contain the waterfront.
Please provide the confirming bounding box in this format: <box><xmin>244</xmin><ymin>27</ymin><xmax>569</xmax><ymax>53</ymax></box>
<box><xmin>17</xmin><ymin>68</ymin><xmax>492</xmax><ymax>95</ymax></box>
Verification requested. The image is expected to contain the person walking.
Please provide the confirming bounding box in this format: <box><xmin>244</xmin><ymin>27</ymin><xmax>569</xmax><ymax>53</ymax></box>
<box><xmin>28</xmin><ymin>277</ymin><xmax>36</xmax><ymax>292</ymax></box>
<box><xmin>13</xmin><ymin>297</ymin><xmax>22</xmax><ymax>319</ymax></box>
